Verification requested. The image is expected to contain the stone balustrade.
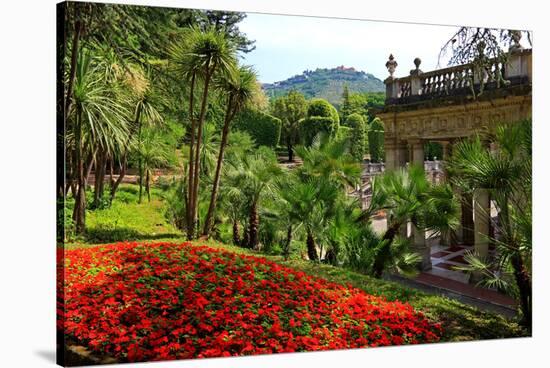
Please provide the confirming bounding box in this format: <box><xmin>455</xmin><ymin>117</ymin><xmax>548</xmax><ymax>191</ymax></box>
<box><xmin>384</xmin><ymin>49</ymin><xmax>532</xmax><ymax>105</ymax></box>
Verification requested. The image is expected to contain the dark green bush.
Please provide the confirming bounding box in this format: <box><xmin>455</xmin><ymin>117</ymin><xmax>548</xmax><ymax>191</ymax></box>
<box><xmin>307</xmin><ymin>98</ymin><xmax>340</xmax><ymax>123</ymax></box>
<box><xmin>300</xmin><ymin>116</ymin><xmax>337</xmax><ymax>146</ymax></box>
<box><xmin>301</xmin><ymin>99</ymin><xmax>340</xmax><ymax>146</ymax></box>
<box><xmin>368</xmin><ymin>118</ymin><xmax>385</xmax><ymax>163</ymax></box>
<box><xmin>233</xmin><ymin>109</ymin><xmax>282</xmax><ymax>147</ymax></box>
<box><xmin>346</xmin><ymin>113</ymin><xmax>367</xmax><ymax>161</ymax></box>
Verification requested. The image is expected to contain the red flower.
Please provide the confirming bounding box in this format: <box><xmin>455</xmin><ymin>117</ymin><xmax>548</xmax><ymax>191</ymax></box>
<box><xmin>59</xmin><ymin>242</ymin><xmax>442</xmax><ymax>363</ymax></box>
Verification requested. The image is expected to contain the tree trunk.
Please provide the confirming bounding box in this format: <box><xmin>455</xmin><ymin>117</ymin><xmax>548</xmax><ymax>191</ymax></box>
<box><xmin>190</xmin><ymin>68</ymin><xmax>214</xmax><ymax>239</ymax></box>
<box><xmin>203</xmin><ymin>96</ymin><xmax>236</xmax><ymax>237</ymax></box>
<box><xmin>110</xmin><ymin>154</ymin><xmax>126</xmax><ymax>202</ymax></box>
<box><xmin>64</xmin><ymin>17</ymin><xmax>82</xmax><ymax>126</ymax></box>
<box><xmin>284</xmin><ymin>225</ymin><xmax>292</xmax><ymax>260</ymax></box>
<box><xmin>84</xmin><ymin>147</ymin><xmax>97</xmax><ymax>188</ymax></box>
<box><xmin>372</xmin><ymin>222</ymin><xmax>401</xmax><ymax>278</ymax></box>
<box><xmin>108</xmin><ymin>154</ymin><xmax>115</xmax><ymax>189</ymax></box>
<box><xmin>232</xmin><ymin>220</ymin><xmax>241</xmax><ymax>246</ymax></box>
<box><xmin>146</xmin><ymin>170</ymin><xmax>151</xmax><ymax>202</ymax></box>
<box><xmin>306</xmin><ymin>230</ymin><xmax>318</xmax><ymax>261</ymax></box>
<box><xmin>510</xmin><ymin>253</ymin><xmax>532</xmax><ymax>330</ymax></box>
<box><xmin>248</xmin><ymin>200</ymin><xmax>259</xmax><ymax>250</ymax></box>
<box><xmin>186</xmin><ymin>73</ymin><xmax>197</xmax><ymax>240</ymax></box>
<box><xmin>287</xmin><ymin>139</ymin><xmax>293</xmax><ymax>162</ymax></box>
<box><xmin>72</xmin><ymin>107</ymin><xmax>86</xmax><ymax>235</ymax></box>
<box><xmin>93</xmin><ymin>149</ymin><xmax>106</xmax><ymax>208</ymax></box>
<box><xmin>137</xmin><ymin>118</ymin><xmax>144</xmax><ymax>204</ymax></box>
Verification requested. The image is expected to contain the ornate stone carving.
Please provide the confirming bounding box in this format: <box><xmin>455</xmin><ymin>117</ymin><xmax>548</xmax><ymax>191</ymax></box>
<box><xmin>385</xmin><ymin>54</ymin><xmax>398</xmax><ymax>78</ymax></box>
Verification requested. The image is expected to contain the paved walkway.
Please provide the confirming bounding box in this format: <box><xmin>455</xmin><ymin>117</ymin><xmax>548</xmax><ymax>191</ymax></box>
<box><xmin>372</xmin><ymin>217</ymin><xmax>515</xmax><ymax>312</ymax></box>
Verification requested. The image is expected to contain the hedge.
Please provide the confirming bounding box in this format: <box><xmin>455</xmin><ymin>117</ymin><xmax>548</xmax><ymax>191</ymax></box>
<box><xmin>346</xmin><ymin>113</ymin><xmax>367</xmax><ymax>161</ymax></box>
<box><xmin>368</xmin><ymin>118</ymin><xmax>385</xmax><ymax>163</ymax></box>
<box><xmin>233</xmin><ymin>109</ymin><xmax>282</xmax><ymax>148</ymax></box>
<box><xmin>301</xmin><ymin>99</ymin><xmax>340</xmax><ymax>146</ymax></box>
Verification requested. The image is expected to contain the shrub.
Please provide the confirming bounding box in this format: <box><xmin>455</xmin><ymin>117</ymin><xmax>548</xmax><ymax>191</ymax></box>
<box><xmin>307</xmin><ymin>98</ymin><xmax>340</xmax><ymax>123</ymax></box>
<box><xmin>346</xmin><ymin>113</ymin><xmax>367</xmax><ymax>161</ymax></box>
<box><xmin>301</xmin><ymin>99</ymin><xmax>340</xmax><ymax>146</ymax></box>
<box><xmin>368</xmin><ymin>118</ymin><xmax>385</xmax><ymax>163</ymax></box>
<box><xmin>233</xmin><ymin>109</ymin><xmax>282</xmax><ymax>148</ymax></box>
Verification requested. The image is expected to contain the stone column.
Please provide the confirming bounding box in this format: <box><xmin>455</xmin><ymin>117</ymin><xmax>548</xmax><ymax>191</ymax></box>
<box><xmin>410</xmin><ymin>139</ymin><xmax>431</xmax><ymax>270</ymax></box>
<box><xmin>473</xmin><ymin>189</ymin><xmax>490</xmax><ymax>259</ymax></box>
<box><xmin>461</xmin><ymin>192</ymin><xmax>474</xmax><ymax>245</ymax></box>
<box><xmin>440</xmin><ymin>141</ymin><xmax>452</xmax><ymax>245</ymax></box>
<box><xmin>384</xmin><ymin>140</ymin><xmax>398</xmax><ymax>171</ymax></box>
<box><xmin>397</xmin><ymin>141</ymin><xmax>409</xmax><ymax>238</ymax></box>
<box><xmin>440</xmin><ymin>141</ymin><xmax>452</xmax><ymax>181</ymax></box>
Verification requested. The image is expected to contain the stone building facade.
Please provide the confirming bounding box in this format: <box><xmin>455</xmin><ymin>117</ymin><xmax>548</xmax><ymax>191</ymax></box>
<box><xmin>376</xmin><ymin>46</ymin><xmax>532</xmax><ymax>272</ymax></box>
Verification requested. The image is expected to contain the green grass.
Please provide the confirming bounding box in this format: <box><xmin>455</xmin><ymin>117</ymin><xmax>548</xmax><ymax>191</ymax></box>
<box><xmin>63</xmin><ymin>183</ymin><xmax>528</xmax><ymax>342</ymax></box>
<box><xmin>64</xmin><ymin>184</ymin><xmax>180</xmax><ymax>245</ymax></box>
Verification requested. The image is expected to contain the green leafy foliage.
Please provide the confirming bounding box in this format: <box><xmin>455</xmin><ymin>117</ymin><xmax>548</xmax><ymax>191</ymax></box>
<box><xmin>368</xmin><ymin>118</ymin><xmax>385</xmax><ymax>162</ymax></box>
<box><xmin>346</xmin><ymin>113</ymin><xmax>367</xmax><ymax>161</ymax></box>
<box><xmin>301</xmin><ymin>99</ymin><xmax>340</xmax><ymax>146</ymax></box>
<box><xmin>233</xmin><ymin>109</ymin><xmax>282</xmax><ymax>147</ymax></box>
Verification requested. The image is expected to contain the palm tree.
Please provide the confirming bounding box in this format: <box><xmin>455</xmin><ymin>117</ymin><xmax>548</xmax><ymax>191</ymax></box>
<box><xmin>287</xmin><ymin>136</ymin><xmax>361</xmax><ymax>261</ymax></box>
<box><xmin>447</xmin><ymin>120</ymin><xmax>532</xmax><ymax>329</ymax></box>
<box><xmin>278</xmin><ymin>177</ymin><xmax>340</xmax><ymax>261</ymax></box>
<box><xmin>136</xmin><ymin>129</ymin><xmax>172</xmax><ymax>202</ymax></box>
<box><xmin>70</xmin><ymin>47</ymin><xmax>129</xmax><ymax>234</ymax></box>
<box><xmin>226</xmin><ymin>150</ymin><xmax>283</xmax><ymax>250</ymax></box>
<box><xmin>169</xmin><ymin>26</ymin><xmax>237</xmax><ymax>239</ymax></box>
<box><xmin>295</xmin><ymin>134</ymin><xmax>361</xmax><ymax>190</ymax></box>
<box><xmin>203</xmin><ymin>66</ymin><xmax>257</xmax><ymax>237</ymax></box>
<box><xmin>364</xmin><ymin>165</ymin><xmax>459</xmax><ymax>278</ymax></box>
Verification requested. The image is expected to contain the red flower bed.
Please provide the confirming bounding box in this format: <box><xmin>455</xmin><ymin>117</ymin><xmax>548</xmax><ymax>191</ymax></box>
<box><xmin>60</xmin><ymin>242</ymin><xmax>441</xmax><ymax>362</ymax></box>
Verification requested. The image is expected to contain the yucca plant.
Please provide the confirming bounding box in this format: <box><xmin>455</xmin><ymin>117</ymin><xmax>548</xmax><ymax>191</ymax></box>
<box><xmin>70</xmin><ymin>47</ymin><xmax>130</xmax><ymax>234</ymax></box>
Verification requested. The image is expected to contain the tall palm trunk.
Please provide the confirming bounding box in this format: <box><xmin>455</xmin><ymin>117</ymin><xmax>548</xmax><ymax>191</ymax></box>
<box><xmin>186</xmin><ymin>73</ymin><xmax>196</xmax><ymax>239</ymax></box>
<box><xmin>203</xmin><ymin>95</ymin><xmax>236</xmax><ymax>236</ymax></box>
<box><xmin>146</xmin><ymin>170</ymin><xmax>151</xmax><ymax>202</ymax></box>
<box><xmin>110</xmin><ymin>154</ymin><xmax>127</xmax><ymax>202</ymax></box>
<box><xmin>511</xmin><ymin>253</ymin><xmax>532</xmax><ymax>329</ymax></box>
<box><xmin>72</xmin><ymin>106</ymin><xmax>86</xmax><ymax>234</ymax></box>
<box><xmin>372</xmin><ymin>221</ymin><xmax>401</xmax><ymax>278</ymax></box>
<box><xmin>306</xmin><ymin>230</ymin><xmax>318</xmax><ymax>261</ymax></box>
<box><xmin>93</xmin><ymin>148</ymin><xmax>107</xmax><ymax>208</ymax></box>
<box><xmin>232</xmin><ymin>220</ymin><xmax>241</xmax><ymax>245</ymax></box>
<box><xmin>248</xmin><ymin>200</ymin><xmax>259</xmax><ymax>249</ymax></box>
<box><xmin>190</xmin><ymin>66</ymin><xmax>215</xmax><ymax>239</ymax></box>
<box><xmin>84</xmin><ymin>147</ymin><xmax>97</xmax><ymax>188</ymax></box>
<box><xmin>137</xmin><ymin>115</ymin><xmax>144</xmax><ymax>204</ymax></box>
<box><xmin>501</xmin><ymin>194</ymin><xmax>531</xmax><ymax>329</ymax></box>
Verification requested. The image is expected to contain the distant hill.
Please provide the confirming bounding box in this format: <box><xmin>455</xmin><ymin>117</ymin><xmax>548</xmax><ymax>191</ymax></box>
<box><xmin>262</xmin><ymin>66</ymin><xmax>385</xmax><ymax>106</ymax></box>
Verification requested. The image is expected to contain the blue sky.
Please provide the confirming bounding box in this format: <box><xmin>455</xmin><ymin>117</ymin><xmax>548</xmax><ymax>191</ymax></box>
<box><xmin>238</xmin><ymin>13</ymin><xmax>461</xmax><ymax>83</ymax></box>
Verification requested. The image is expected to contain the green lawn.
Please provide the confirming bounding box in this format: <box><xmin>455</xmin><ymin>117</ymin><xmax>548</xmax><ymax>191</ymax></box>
<box><xmin>63</xmin><ymin>184</ymin><xmax>528</xmax><ymax>342</ymax></box>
